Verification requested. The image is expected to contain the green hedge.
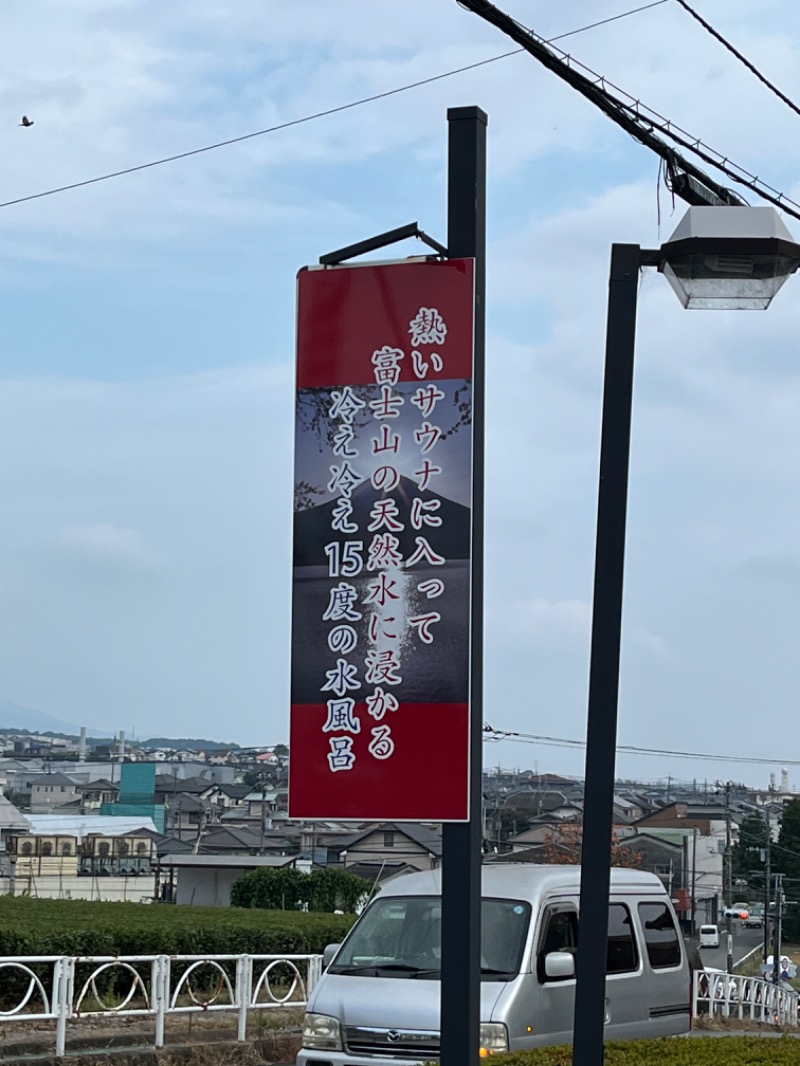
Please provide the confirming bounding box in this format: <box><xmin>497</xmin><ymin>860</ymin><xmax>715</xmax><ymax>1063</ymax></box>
<box><xmin>0</xmin><ymin>895</ymin><xmax>356</xmax><ymax>956</ymax></box>
<box><xmin>483</xmin><ymin>1037</ymin><xmax>800</xmax><ymax>1065</ymax></box>
<box><xmin>231</xmin><ymin>866</ymin><xmax>370</xmax><ymax>912</ymax></box>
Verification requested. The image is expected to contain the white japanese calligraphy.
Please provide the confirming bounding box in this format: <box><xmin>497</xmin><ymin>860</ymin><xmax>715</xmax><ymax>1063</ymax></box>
<box><xmin>327</xmin><ymin>736</ymin><xmax>356</xmax><ymax>771</ymax></box>
<box><xmin>323</xmin><ymin>698</ymin><xmax>361</xmax><ymax>734</ymax></box>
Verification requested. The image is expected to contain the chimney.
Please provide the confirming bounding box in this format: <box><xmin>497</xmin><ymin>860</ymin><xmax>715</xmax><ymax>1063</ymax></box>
<box><xmin>770</xmin><ymin>772</ymin><xmax>776</xmax><ymax>791</ymax></box>
<box><xmin>78</xmin><ymin>727</ymin><xmax>87</xmax><ymax>763</ymax></box>
<box><xmin>781</xmin><ymin>768</ymin><xmax>790</xmax><ymax>793</ymax></box>
<box><xmin>118</xmin><ymin>730</ymin><xmax>126</xmax><ymax>760</ymax></box>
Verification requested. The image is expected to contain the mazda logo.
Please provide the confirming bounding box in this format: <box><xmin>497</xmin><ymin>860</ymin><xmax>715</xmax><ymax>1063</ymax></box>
<box><xmin>387</xmin><ymin>1031</ymin><xmax>402</xmax><ymax>1043</ymax></box>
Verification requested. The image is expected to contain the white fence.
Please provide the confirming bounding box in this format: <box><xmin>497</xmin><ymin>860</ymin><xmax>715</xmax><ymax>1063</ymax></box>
<box><xmin>0</xmin><ymin>952</ymin><xmax>323</xmax><ymax>1056</ymax></box>
<box><xmin>693</xmin><ymin>969</ymin><xmax>799</xmax><ymax>1027</ymax></box>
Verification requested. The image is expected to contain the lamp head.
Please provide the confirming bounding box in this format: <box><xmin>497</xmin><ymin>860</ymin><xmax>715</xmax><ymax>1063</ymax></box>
<box><xmin>657</xmin><ymin>206</ymin><xmax>800</xmax><ymax>310</ymax></box>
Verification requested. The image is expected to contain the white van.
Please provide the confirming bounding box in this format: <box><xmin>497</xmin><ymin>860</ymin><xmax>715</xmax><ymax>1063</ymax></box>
<box><xmin>699</xmin><ymin>924</ymin><xmax>720</xmax><ymax>949</ymax></box>
<box><xmin>298</xmin><ymin>864</ymin><xmax>691</xmax><ymax>1064</ymax></box>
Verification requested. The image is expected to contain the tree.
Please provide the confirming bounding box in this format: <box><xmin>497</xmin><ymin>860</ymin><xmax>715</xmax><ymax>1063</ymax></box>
<box><xmin>230</xmin><ymin>866</ymin><xmax>371</xmax><ymax>913</ymax></box>
<box><xmin>773</xmin><ymin>799</ymin><xmax>800</xmax><ymax>939</ymax></box>
<box><xmin>541</xmin><ymin>823</ymin><xmax>643</xmax><ymax>868</ymax></box>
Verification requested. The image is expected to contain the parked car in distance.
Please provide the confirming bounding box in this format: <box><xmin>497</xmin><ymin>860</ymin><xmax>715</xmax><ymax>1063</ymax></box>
<box><xmin>744</xmin><ymin>905</ymin><xmax>764</xmax><ymax>928</ymax></box>
<box><xmin>723</xmin><ymin>902</ymin><xmax>749</xmax><ymax>920</ymax></box>
<box><xmin>699</xmin><ymin>924</ymin><xmax>720</xmax><ymax>948</ymax></box>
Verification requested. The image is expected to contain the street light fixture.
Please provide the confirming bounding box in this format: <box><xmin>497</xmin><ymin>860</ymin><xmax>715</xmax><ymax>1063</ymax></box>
<box><xmin>573</xmin><ymin>205</ymin><xmax>800</xmax><ymax>1066</ymax></box>
<box><xmin>656</xmin><ymin>206</ymin><xmax>800</xmax><ymax>310</ymax></box>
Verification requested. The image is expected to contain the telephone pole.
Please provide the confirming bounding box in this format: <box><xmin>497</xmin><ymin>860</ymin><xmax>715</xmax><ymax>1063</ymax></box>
<box><xmin>724</xmin><ymin>782</ymin><xmax>733</xmax><ymax>974</ymax></box>
<box><xmin>772</xmin><ymin>873</ymin><xmax>784</xmax><ymax>985</ymax></box>
<box><xmin>763</xmin><ymin>811</ymin><xmax>771</xmax><ymax>963</ymax></box>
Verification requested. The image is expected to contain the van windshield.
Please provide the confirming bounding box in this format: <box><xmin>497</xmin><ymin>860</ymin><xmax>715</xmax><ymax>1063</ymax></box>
<box><xmin>328</xmin><ymin>895</ymin><xmax>531</xmax><ymax>981</ymax></box>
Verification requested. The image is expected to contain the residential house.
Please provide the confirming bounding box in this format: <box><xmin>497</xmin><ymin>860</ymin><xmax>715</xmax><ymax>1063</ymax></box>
<box><xmin>196</xmin><ymin>825</ymin><xmax>266</xmax><ymax>854</ymax></box>
<box><xmin>213</xmin><ymin>783</ymin><xmax>251</xmax><ymax>811</ymax></box>
<box><xmin>340</xmin><ymin>823</ymin><xmax>442</xmax><ymax>871</ymax></box>
<box><xmin>7</xmin><ymin>814</ymin><xmax>157</xmax><ymax>878</ymax></box>
<box><xmin>629</xmin><ymin>803</ymin><xmax>727</xmax><ymax>918</ymax></box>
<box><xmin>163</xmin><ymin>793</ymin><xmax>218</xmax><ymax>841</ymax></box>
<box><xmin>77</xmin><ymin>779</ymin><xmax>119</xmax><ymax>812</ymax></box>
<box><xmin>29</xmin><ymin>772</ymin><xmax>80</xmax><ymax>814</ymax></box>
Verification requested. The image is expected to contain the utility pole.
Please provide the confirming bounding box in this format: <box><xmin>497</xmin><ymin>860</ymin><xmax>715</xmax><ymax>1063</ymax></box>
<box><xmin>772</xmin><ymin>873</ymin><xmax>784</xmax><ymax>985</ymax></box>
<box><xmin>763</xmin><ymin>811</ymin><xmax>771</xmax><ymax>963</ymax></box>
<box><xmin>724</xmin><ymin>782</ymin><xmax>733</xmax><ymax>974</ymax></box>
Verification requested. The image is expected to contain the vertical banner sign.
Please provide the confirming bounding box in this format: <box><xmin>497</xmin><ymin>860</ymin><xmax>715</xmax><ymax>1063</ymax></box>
<box><xmin>289</xmin><ymin>258</ymin><xmax>475</xmax><ymax>821</ymax></box>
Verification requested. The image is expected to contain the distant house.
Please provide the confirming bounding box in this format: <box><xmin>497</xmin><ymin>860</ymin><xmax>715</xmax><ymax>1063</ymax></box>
<box><xmin>77</xmin><ymin>779</ymin><xmax>119</xmax><ymax>811</ymax></box>
<box><xmin>213</xmin><ymin>783</ymin><xmax>251</xmax><ymax>810</ymax></box>
<box><xmin>158</xmin><ymin>854</ymin><xmax>298</xmax><ymax>907</ymax></box>
<box><xmin>7</xmin><ymin>814</ymin><xmax>157</xmax><ymax>877</ymax></box>
<box><xmin>29</xmin><ymin>773</ymin><xmax>80</xmax><ymax>814</ymax></box>
<box><xmin>197</xmin><ymin>825</ymin><xmax>265</xmax><ymax>855</ymax></box>
<box><xmin>340</xmin><ymin>823</ymin><xmax>442</xmax><ymax>871</ymax></box>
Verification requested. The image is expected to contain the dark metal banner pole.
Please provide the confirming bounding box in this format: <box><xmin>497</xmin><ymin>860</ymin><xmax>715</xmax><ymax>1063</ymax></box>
<box><xmin>440</xmin><ymin>104</ymin><xmax>487</xmax><ymax>1066</ymax></box>
<box><xmin>573</xmin><ymin>244</ymin><xmax>641</xmax><ymax>1066</ymax></box>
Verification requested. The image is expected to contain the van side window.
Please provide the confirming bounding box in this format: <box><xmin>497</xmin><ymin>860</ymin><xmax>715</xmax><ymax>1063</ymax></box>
<box><xmin>638</xmin><ymin>902</ymin><xmax>682</xmax><ymax>968</ymax></box>
<box><xmin>536</xmin><ymin>906</ymin><xmax>579</xmax><ymax>982</ymax></box>
<box><xmin>606</xmin><ymin>903</ymin><xmax>638</xmax><ymax>974</ymax></box>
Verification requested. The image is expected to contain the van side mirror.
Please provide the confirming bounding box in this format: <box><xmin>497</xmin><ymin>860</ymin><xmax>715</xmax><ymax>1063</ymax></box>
<box><xmin>323</xmin><ymin>943</ymin><xmax>341</xmax><ymax>969</ymax></box>
<box><xmin>544</xmin><ymin>951</ymin><xmax>576</xmax><ymax>979</ymax></box>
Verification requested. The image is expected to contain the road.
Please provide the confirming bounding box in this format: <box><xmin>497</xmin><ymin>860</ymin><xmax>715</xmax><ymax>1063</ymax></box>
<box><xmin>690</xmin><ymin>919</ymin><xmax>766</xmax><ymax>971</ymax></box>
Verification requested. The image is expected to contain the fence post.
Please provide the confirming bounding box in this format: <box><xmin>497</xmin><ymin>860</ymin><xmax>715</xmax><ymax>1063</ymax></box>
<box><xmin>54</xmin><ymin>956</ymin><xmax>73</xmax><ymax>1057</ymax></box>
<box><xmin>237</xmin><ymin>955</ymin><xmax>252</xmax><ymax>1042</ymax></box>
<box><xmin>307</xmin><ymin>955</ymin><xmax>323</xmax><ymax>997</ymax></box>
<box><xmin>154</xmin><ymin>955</ymin><xmax>169</xmax><ymax>1048</ymax></box>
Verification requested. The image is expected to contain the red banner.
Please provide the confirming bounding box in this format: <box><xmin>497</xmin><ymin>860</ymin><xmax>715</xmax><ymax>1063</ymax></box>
<box><xmin>289</xmin><ymin>258</ymin><xmax>475</xmax><ymax>821</ymax></box>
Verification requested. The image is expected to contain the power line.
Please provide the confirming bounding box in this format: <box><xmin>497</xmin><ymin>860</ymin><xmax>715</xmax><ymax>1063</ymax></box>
<box><xmin>673</xmin><ymin>0</ymin><xmax>800</xmax><ymax>121</ymax></box>
<box><xmin>483</xmin><ymin>724</ymin><xmax>800</xmax><ymax>768</ymax></box>
<box><xmin>456</xmin><ymin>0</ymin><xmax>800</xmax><ymax>222</ymax></box>
<box><xmin>0</xmin><ymin>1</ymin><xmax>667</xmax><ymax>210</ymax></box>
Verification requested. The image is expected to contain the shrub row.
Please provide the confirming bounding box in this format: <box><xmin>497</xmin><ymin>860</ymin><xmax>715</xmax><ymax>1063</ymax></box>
<box><xmin>0</xmin><ymin>895</ymin><xmax>356</xmax><ymax>957</ymax></box>
<box><xmin>484</xmin><ymin>1036</ymin><xmax>800</xmax><ymax>1066</ymax></box>
<box><xmin>230</xmin><ymin>866</ymin><xmax>370</xmax><ymax>912</ymax></box>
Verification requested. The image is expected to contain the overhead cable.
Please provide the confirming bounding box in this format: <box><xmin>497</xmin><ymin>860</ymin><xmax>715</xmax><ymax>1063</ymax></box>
<box><xmin>483</xmin><ymin>724</ymin><xmax>800</xmax><ymax>768</ymax></box>
<box><xmin>0</xmin><ymin>1</ymin><xmax>667</xmax><ymax>211</ymax></box>
<box><xmin>455</xmin><ymin>0</ymin><xmax>800</xmax><ymax>223</ymax></box>
<box><xmin>673</xmin><ymin>0</ymin><xmax>800</xmax><ymax>121</ymax></box>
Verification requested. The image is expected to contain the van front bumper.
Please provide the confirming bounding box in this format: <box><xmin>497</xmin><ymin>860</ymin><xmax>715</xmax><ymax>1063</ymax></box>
<box><xmin>297</xmin><ymin>1025</ymin><xmax>440</xmax><ymax>1066</ymax></box>
<box><xmin>297</xmin><ymin>1052</ymin><xmax>431</xmax><ymax>1066</ymax></box>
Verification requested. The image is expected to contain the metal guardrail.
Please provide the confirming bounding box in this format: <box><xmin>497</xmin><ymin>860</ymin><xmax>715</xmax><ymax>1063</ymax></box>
<box><xmin>693</xmin><ymin>969</ymin><xmax>799</xmax><ymax>1027</ymax></box>
<box><xmin>0</xmin><ymin>952</ymin><xmax>323</xmax><ymax>1056</ymax></box>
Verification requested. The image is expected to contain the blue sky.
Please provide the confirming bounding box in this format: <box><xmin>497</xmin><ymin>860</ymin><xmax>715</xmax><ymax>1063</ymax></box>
<box><xmin>3</xmin><ymin>0</ymin><xmax>800</xmax><ymax>787</ymax></box>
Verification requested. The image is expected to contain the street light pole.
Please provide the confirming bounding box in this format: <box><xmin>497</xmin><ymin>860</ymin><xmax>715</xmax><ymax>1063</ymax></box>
<box><xmin>572</xmin><ymin>205</ymin><xmax>800</xmax><ymax>1066</ymax></box>
<box><xmin>573</xmin><ymin>244</ymin><xmax>641</xmax><ymax>1066</ymax></box>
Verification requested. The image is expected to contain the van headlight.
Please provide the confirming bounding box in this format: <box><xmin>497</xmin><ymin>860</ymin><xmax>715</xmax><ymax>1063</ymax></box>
<box><xmin>302</xmin><ymin>1012</ymin><xmax>342</xmax><ymax>1051</ymax></box>
<box><xmin>479</xmin><ymin>1022</ymin><xmax>509</xmax><ymax>1056</ymax></box>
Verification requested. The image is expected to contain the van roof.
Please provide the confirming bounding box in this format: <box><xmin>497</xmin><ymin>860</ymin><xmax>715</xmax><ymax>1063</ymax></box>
<box><xmin>378</xmin><ymin>864</ymin><xmax>668</xmax><ymax>901</ymax></box>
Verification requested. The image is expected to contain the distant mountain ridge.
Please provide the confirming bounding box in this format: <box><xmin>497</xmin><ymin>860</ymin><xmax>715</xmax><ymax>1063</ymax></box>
<box><xmin>0</xmin><ymin>698</ymin><xmax>98</xmax><ymax>736</ymax></box>
<box><xmin>0</xmin><ymin>700</ymin><xmax>239</xmax><ymax>750</ymax></box>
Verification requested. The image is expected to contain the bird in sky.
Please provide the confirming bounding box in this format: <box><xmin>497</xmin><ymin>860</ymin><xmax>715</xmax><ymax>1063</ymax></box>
<box><xmin>19</xmin><ymin>115</ymin><xmax>33</xmax><ymax>127</ymax></box>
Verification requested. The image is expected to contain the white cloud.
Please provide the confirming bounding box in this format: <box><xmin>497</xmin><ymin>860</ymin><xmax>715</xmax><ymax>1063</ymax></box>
<box><xmin>59</xmin><ymin>523</ymin><xmax>148</xmax><ymax>565</ymax></box>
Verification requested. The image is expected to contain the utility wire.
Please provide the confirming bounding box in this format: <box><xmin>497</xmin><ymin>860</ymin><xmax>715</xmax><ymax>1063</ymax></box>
<box><xmin>455</xmin><ymin>0</ymin><xmax>800</xmax><ymax>222</ymax></box>
<box><xmin>0</xmin><ymin>1</ymin><xmax>667</xmax><ymax>211</ymax></box>
<box><xmin>483</xmin><ymin>724</ymin><xmax>800</xmax><ymax>769</ymax></box>
<box><xmin>673</xmin><ymin>0</ymin><xmax>800</xmax><ymax>121</ymax></box>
